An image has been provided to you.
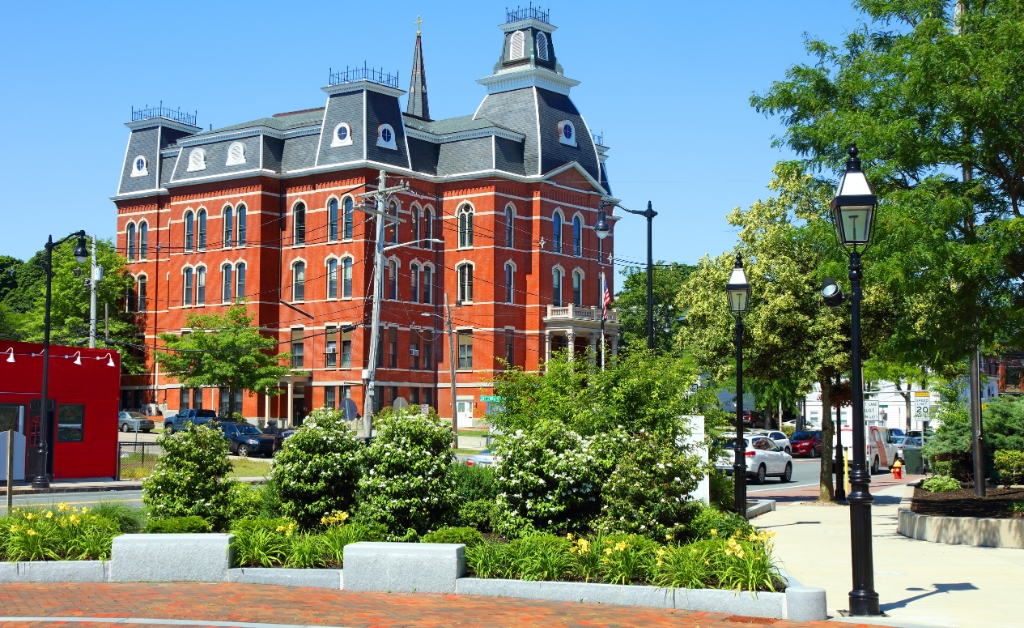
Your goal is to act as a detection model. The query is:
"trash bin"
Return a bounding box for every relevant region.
[904,447,924,475]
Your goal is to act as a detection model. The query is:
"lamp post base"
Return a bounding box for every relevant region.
[846,591,881,617]
[30,475,50,489]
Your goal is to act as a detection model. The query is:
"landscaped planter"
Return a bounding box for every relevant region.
[228,567,343,589]
[897,486,1024,549]
[0,561,107,582]
[110,533,235,582]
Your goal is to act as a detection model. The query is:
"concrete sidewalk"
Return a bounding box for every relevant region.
[757,485,1024,627]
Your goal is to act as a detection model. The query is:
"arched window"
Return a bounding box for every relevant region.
[184,212,195,251]
[126,223,136,261]
[573,215,582,257]
[137,275,148,311]
[196,267,206,305]
[458,205,474,248]
[387,200,399,244]
[573,269,583,307]
[223,206,234,248]
[411,205,420,244]
[342,258,353,298]
[235,262,246,300]
[222,264,233,303]
[237,204,247,246]
[343,197,354,240]
[423,208,434,249]
[139,222,148,260]
[422,265,432,304]
[552,267,563,307]
[458,263,474,304]
[293,203,306,245]
[183,268,194,306]
[327,259,338,299]
[505,262,514,304]
[197,209,208,250]
[505,206,515,248]
[292,262,305,302]
[387,259,398,300]
[536,32,549,61]
[410,263,420,303]
[552,212,563,253]
[510,31,525,60]
[328,199,339,242]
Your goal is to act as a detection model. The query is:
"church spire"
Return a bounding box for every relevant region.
[406,16,430,121]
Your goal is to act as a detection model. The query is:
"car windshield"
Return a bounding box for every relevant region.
[193,410,217,418]
[718,438,748,450]
[791,431,815,440]
[236,424,263,436]
[128,412,147,419]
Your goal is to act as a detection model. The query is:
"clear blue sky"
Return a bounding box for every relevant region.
[0,0,865,267]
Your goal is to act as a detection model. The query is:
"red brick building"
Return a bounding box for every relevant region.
[113,9,620,427]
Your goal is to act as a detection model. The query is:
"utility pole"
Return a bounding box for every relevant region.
[88,236,101,349]
[445,293,457,448]
[356,170,408,439]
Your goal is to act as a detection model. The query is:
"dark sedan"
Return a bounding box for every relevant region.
[218,422,276,457]
[789,430,823,457]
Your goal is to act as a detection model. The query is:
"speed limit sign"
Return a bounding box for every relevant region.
[913,392,930,422]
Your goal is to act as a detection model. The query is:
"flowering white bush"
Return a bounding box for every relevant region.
[269,407,363,529]
[356,409,457,540]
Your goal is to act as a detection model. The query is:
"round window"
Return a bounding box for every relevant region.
[562,123,573,140]
[381,127,392,143]
[337,125,348,141]
[135,157,145,171]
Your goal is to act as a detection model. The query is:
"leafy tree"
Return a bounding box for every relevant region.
[615,262,695,354]
[156,304,290,418]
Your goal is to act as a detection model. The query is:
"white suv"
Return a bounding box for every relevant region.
[716,433,794,484]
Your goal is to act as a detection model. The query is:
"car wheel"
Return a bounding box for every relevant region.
[785,446,792,454]
[754,464,766,485]
[120,423,129,433]
[237,444,249,458]
[871,456,880,475]
[781,463,792,483]
[165,424,174,434]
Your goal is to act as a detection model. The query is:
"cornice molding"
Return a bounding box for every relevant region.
[477,67,579,96]
[125,117,201,134]
[322,79,406,98]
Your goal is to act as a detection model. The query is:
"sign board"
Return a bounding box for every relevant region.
[420,404,430,415]
[913,391,931,425]
[863,399,880,424]
[480,395,503,403]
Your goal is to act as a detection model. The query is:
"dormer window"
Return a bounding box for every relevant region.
[131,155,148,177]
[226,142,246,166]
[557,120,577,147]
[536,32,549,61]
[510,31,525,60]
[377,124,397,150]
[187,148,207,172]
[332,122,353,147]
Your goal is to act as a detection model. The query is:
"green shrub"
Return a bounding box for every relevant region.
[994,450,1024,487]
[227,482,282,522]
[781,425,796,438]
[652,532,780,592]
[232,525,289,567]
[452,462,497,501]
[145,516,213,533]
[321,522,380,566]
[287,533,327,568]
[922,475,962,493]
[270,408,363,530]
[684,504,754,542]
[93,502,146,533]
[509,533,574,581]
[356,410,458,540]
[459,499,497,532]
[595,534,659,584]
[708,470,735,511]
[2,505,120,561]
[421,526,484,547]
[142,423,236,527]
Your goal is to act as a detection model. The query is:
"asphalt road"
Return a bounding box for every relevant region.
[0,489,143,515]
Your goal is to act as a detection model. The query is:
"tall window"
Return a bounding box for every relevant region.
[387,260,398,300]
[292,262,306,302]
[411,206,420,243]
[536,32,550,61]
[573,269,583,307]
[235,262,246,300]
[422,266,432,304]
[505,262,514,304]
[325,326,337,368]
[343,197,353,239]
[137,276,147,311]
[423,330,433,368]
[458,331,473,369]
[222,264,233,303]
[505,206,514,248]
[237,204,247,246]
[423,208,434,249]
[196,267,206,305]
[197,210,207,250]
[458,205,474,248]
[325,386,336,409]
[139,222,148,260]
[410,329,421,369]
[185,212,194,251]
[342,258,353,298]
[387,200,399,244]
[458,263,473,304]
[552,267,563,307]
[510,30,525,60]
[224,206,234,248]
[388,327,398,368]
[552,212,563,253]
[126,223,136,261]
[328,199,339,242]
[183,268,194,306]
[505,328,515,367]
[573,216,582,257]
[293,203,306,245]
[327,259,338,299]
[291,329,304,368]
[341,328,352,366]
[410,263,420,303]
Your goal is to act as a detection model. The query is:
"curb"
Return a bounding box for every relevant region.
[747,499,776,519]
[897,485,1024,549]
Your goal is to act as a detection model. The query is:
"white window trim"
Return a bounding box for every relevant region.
[226,142,246,166]
[130,155,149,177]
[536,32,549,61]
[557,120,577,147]
[377,124,397,150]
[187,148,207,172]
[510,30,525,60]
[332,122,354,147]
[457,204,475,250]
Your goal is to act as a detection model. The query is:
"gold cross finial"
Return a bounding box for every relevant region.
[415,15,423,35]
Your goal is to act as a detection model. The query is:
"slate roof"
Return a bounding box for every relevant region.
[402,114,518,137]
[198,109,325,136]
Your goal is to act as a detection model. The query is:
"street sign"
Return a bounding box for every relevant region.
[913,391,930,425]
[864,399,879,424]
[480,395,503,402]
[420,404,430,415]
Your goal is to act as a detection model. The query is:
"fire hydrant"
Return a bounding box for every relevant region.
[893,459,903,480]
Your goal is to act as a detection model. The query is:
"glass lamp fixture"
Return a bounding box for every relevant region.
[726,254,751,315]
[831,144,877,247]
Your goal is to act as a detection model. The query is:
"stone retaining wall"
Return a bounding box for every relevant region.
[897,486,1024,549]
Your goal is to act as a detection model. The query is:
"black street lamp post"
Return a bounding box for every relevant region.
[32,231,89,489]
[827,144,880,616]
[726,254,751,517]
[598,201,658,350]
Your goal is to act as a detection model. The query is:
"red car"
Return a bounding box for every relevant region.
[789,430,823,457]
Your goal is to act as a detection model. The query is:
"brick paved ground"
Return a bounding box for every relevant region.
[0,583,888,628]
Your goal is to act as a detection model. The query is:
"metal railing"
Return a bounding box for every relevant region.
[116,442,163,480]
[506,4,550,24]
[328,63,400,89]
[131,102,197,127]
[546,304,619,323]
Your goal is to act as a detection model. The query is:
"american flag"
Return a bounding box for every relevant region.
[601,272,612,320]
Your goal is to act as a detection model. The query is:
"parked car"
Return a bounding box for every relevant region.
[789,430,823,457]
[218,421,276,457]
[466,449,494,467]
[836,424,899,474]
[118,411,154,433]
[889,428,906,438]
[892,435,923,462]
[906,430,934,439]
[715,433,793,484]
[164,409,218,434]
[761,430,791,453]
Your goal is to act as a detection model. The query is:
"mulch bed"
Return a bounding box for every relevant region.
[911,486,1024,518]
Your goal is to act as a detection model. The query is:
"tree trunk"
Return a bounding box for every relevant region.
[819,376,835,501]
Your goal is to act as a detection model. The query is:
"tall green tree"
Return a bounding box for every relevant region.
[615,262,694,354]
[157,304,291,418]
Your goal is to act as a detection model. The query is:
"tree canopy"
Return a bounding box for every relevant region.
[615,262,694,354]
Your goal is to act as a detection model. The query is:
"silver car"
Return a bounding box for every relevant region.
[118,411,155,433]
[716,434,793,484]
[466,449,494,467]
